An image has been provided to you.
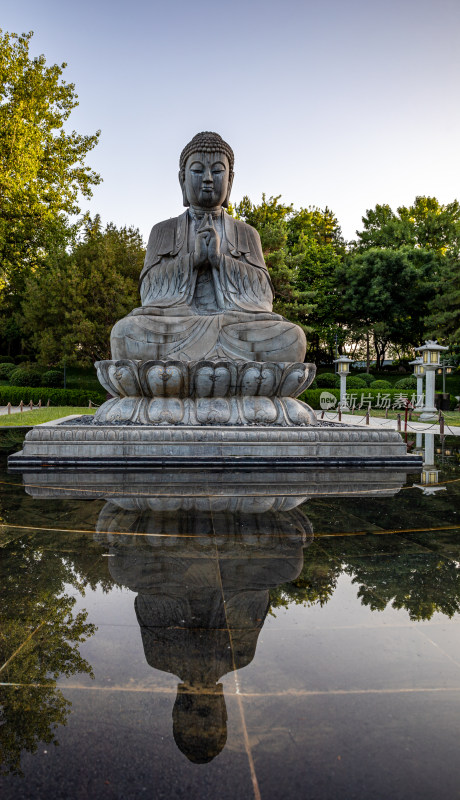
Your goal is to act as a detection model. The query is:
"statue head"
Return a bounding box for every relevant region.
[172,682,228,763]
[179,132,234,209]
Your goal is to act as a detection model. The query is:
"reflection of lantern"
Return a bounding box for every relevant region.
[421,469,439,485]
[413,433,447,495]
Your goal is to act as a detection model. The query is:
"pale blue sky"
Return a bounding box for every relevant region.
[3,0,460,241]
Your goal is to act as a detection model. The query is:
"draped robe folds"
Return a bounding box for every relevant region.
[111,209,306,362]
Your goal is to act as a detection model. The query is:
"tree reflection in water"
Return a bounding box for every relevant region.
[0,531,102,776]
[2,450,460,769]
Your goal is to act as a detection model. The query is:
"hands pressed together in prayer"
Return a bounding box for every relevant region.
[194,214,221,269]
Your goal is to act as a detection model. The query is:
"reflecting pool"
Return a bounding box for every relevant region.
[1,430,460,799]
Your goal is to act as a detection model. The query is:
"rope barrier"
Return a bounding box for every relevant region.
[1,520,459,540]
[0,473,460,501]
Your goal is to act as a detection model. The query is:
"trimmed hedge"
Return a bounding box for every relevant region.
[354,372,375,386]
[0,356,14,364]
[346,376,367,389]
[369,379,392,389]
[394,376,418,390]
[10,367,43,387]
[0,385,106,406]
[316,372,339,388]
[41,370,64,387]
[300,386,425,410]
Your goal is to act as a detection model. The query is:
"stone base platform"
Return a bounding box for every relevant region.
[8,422,423,470]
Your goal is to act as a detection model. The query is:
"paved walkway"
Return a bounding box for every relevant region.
[323,411,460,436]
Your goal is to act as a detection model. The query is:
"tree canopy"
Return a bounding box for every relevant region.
[0,29,101,354]
[231,194,345,360]
[21,217,145,366]
[335,246,437,368]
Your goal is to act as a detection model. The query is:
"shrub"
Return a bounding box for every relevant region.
[10,367,43,387]
[0,363,17,379]
[15,355,33,364]
[0,385,106,407]
[0,356,14,364]
[345,376,367,389]
[316,372,339,388]
[354,372,375,386]
[299,386,421,410]
[41,370,64,388]
[394,376,417,390]
[299,388,340,408]
[369,379,392,390]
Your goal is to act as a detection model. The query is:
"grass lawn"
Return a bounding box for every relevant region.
[345,407,460,427]
[0,407,96,426]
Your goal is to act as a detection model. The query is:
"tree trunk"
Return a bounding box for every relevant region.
[366,331,370,373]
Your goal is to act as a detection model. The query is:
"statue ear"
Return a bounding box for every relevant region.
[223,171,234,209]
[179,170,189,207]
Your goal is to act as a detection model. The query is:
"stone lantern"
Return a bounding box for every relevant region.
[333,356,353,412]
[436,361,454,394]
[414,340,448,420]
[409,357,425,409]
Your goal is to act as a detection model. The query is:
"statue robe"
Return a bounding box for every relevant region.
[111,209,306,362]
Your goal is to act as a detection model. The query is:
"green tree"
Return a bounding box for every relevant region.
[335,247,437,368]
[21,217,145,366]
[349,196,460,357]
[0,30,101,355]
[287,207,345,362]
[232,194,315,331]
[425,251,460,345]
[355,196,460,253]
[232,196,345,358]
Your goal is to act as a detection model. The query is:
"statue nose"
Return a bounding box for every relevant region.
[203,167,213,182]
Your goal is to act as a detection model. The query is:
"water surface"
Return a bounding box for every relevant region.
[1,431,460,799]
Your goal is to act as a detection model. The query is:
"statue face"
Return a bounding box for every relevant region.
[182,151,232,208]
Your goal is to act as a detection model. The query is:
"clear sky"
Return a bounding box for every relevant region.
[3,0,460,242]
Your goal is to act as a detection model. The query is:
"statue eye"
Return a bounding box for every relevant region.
[190,162,204,173]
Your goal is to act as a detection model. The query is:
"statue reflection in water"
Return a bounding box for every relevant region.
[95,494,313,763]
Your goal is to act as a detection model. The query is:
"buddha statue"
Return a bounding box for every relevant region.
[110,131,306,363]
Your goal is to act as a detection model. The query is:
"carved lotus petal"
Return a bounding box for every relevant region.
[239,363,281,396]
[95,361,119,396]
[95,396,141,423]
[196,398,231,424]
[192,362,234,398]
[282,397,317,425]
[146,397,184,424]
[140,361,187,397]
[279,363,315,398]
[107,361,142,397]
[242,396,278,424]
